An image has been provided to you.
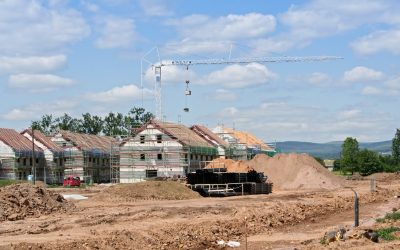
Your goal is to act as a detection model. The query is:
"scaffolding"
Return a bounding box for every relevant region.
[116,122,220,183]
[0,149,45,181]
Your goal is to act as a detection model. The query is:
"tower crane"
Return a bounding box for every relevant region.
[146,55,343,119]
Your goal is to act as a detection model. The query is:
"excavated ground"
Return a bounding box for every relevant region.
[0,176,400,250]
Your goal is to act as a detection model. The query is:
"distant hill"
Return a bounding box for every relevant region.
[275,140,392,159]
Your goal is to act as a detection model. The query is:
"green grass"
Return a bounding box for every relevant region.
[0,179,25,187]
[376,227,400,241]
[376,212,400,223]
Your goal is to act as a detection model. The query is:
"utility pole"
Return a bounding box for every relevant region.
[32,129,36,185]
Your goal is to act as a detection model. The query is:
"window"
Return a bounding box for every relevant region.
[29,158,32,166]
[140,154,145,160]
[89,157,92,163]
[156,135,162,143]
[145,169,158,178]
[23,159,26,166]
[36,158,39,164]
[190,154,193,160]
[62,142,67,147]
[157,154,162,160]
[140,135,145,144]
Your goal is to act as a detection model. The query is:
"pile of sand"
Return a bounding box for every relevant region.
[0,183,73,221]
[207,153,343,190]
[94,181,201,202]
[206,158,252,173]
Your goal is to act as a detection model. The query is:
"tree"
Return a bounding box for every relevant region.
[393,128,400,164]
[31,114,55,135]
[357,149,383,176]
[54,113,81,132]
[124,107,154,135]
[341,137,359,174]
[80,113,103,135]
[103,112,125,136]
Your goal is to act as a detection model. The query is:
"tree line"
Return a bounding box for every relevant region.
[31,107,154,136]
[334,129,400,176]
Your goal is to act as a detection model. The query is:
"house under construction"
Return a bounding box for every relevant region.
[117,120,218,183]
[213,125,277,159]
[0,128,44,181]
[51,130,116,183]
[21,129,65,184]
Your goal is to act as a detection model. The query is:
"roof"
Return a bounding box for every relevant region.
[21,129,63,152]
[0,128,43,153]
[216,126,274,151]
[57,130,116,153]
[134,120,215,148]
[190,125,229,148]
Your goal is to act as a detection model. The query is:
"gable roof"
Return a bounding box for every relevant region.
[0,128,43,153]
[134,120,215,148]
[190,125,229,148]
[21,129,63,152]
[215,126,274,151]
[57,130,116,153]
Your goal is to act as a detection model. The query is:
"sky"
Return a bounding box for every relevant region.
[0,0,399,143]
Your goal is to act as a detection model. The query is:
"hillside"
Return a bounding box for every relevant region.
[276,140,392,159]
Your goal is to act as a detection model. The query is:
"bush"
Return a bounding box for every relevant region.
[357,149,383,176]
[376,227,400,241]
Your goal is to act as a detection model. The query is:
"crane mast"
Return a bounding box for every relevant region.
[150,55,343,119]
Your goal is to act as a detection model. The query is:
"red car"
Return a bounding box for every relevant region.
[63,176,81,187]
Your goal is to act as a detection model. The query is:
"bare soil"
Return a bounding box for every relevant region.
[0,183,73,222]
[0,176,399,249]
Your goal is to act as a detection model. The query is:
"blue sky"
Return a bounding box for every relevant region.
[1,0,399,142]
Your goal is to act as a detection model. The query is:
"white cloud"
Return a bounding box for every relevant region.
[139,0,173,16]
[144,63,276,89]
[95,16,137,49]
[1,100,77,121]
[362,86,384,96]
[8,74,75,92]
[87,84,153,103]
[338,109,361,119]
[0,55,66,74]
[212,89,237,101]
[0,0,90,55]
[208,101,395,142]
[343,66,384,83]
[167,13,276,41]
[200,63,277,88]
[81,1,99,12]
[308,72,331,85]
[351,29,400,55]
[163,13,276,55]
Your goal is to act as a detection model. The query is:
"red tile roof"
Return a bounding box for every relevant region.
[21,129,63,152]
[58,130,116,153]
[0,128,43,152]
[190,125,229,148]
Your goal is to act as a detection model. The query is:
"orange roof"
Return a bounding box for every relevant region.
[221,127,273,151]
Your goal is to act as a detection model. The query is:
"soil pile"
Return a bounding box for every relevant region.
[0,183,73,221]
[207,153,343,190]
[94,181,201,202]
[206,158,252,172]
[252,153,344,190]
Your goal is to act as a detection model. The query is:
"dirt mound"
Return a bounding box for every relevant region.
[367,172,400,182]
[0,183,73,221]
[207,154,343,190]
[94,181,201,202]
[206,157,252,172]
[252,153,344,190]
